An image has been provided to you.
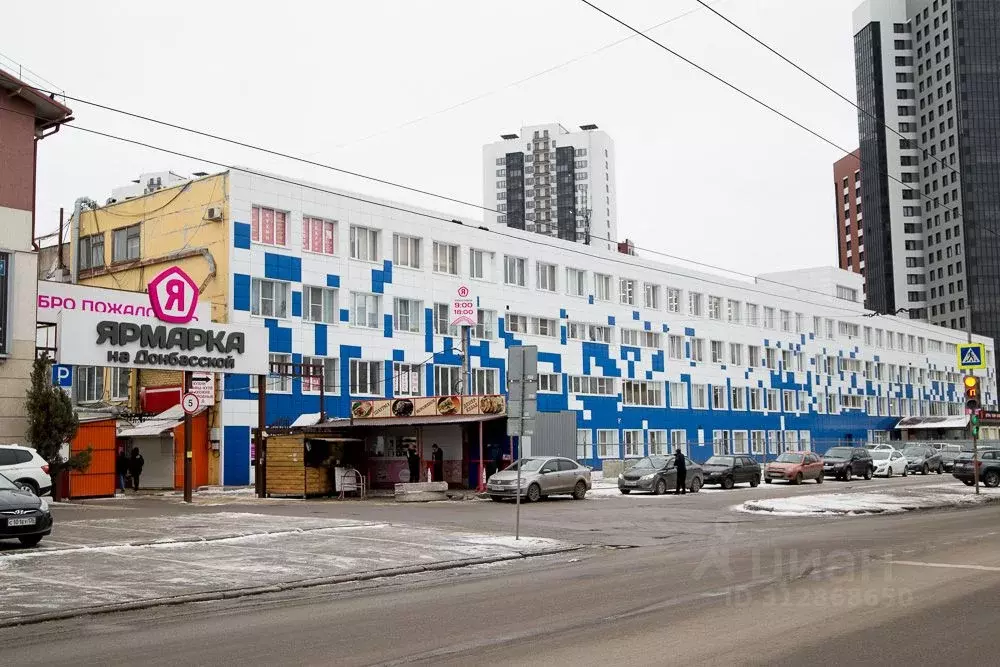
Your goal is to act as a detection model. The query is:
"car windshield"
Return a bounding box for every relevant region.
[871,451,892,460]
[630,456,668,470]
[775,453,803,463]
[824,447,852,459]
[902,447,926,456]
[506,459,545,472]
[0,473,17,491]
[705,456,735,466]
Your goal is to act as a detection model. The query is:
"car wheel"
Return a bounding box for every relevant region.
[922,464,929,475]
[14,479,38,495]
[984,471,1000,488]
[844,467,852,482]
[18,535,42,548]
[793,473,803,485]
[572,480,587,500]
[653,478,667,496]
[690,477,701,493]
[526,483,541,503]
[902,466,908,477]
[936,464,943,475]
[490,495,505,502]
[764,478,772,484]
[722,476,735,490]
[750,476,759,488]
[864,466,873,480]
[619,489,631,495]
[816,473,823,484]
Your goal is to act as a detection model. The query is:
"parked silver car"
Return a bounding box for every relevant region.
[487,456,592,502]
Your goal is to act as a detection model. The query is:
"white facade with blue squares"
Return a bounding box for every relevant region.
[216,168,996,485]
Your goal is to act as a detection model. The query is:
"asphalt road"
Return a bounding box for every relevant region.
[4,475,1000,666]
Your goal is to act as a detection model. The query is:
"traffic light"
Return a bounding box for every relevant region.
[972,412,980,439]
[965,375,981,411]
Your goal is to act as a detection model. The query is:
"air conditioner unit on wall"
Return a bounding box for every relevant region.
[205,206,223,221]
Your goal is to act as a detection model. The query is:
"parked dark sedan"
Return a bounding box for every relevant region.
[822,447,874,480]
[701,455,761,489]
[938,447,963,473]
[0,473,53,547]
[618,455,703,494]
[901,444,943,475]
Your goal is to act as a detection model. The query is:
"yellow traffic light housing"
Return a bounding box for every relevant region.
[965,375,981,412]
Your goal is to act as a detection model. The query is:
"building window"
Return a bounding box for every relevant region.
[688,292,704,317]
[624,380,663,407]
[350,359,383,395]
[566,268,586,297]
[537,262,557,291]
[780,309,791,332]
[649,430,668,456]
[78,233,104,270]
[708,296,722,320]
[506,314,528,334]
[594,273,612,301]
[763,307,776,329]
[303,286,338,324]
[433,303,457,337]
[690,338,704,362]
[393,298,422,333]
[111,224,141,263]
[469,249,492,280]
[619,278,636,305]
[530,317,558,338]
[391,362,421,397]
[644,283,660,309]
[597,430,618,459]
[432,242,459,275]
[712,385,728,410]
[666,287,681,313]
[729,343,743,366]
[472,367,498,394]
[435,365,461,394]
[251,278,290,318]
[731,387,746,410]
[351,293,381,328]
[836,284,859,302]
[711,340,725,364]
[691,383,707,409]
[670,430,687,455]
[267,353,292,392]
[303,217,336,255]
[251,205,288,247]
[538,373,560,393]
[577,429,593,460]
[569,375,616,395]
[668,382,687,409]
[727,300,742,324]
[302,357,338,393]
[746,303,759,326]
[668,335,684,360]
[111,367,130,401]
[504,256,526,286]
[623,430,643,458]
[350,225,379,262]
[474,309,496,340]
[393,234,421,269]
[733,431,748,455]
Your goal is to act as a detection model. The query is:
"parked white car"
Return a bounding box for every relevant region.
[0,445,51,495]
[871,449,908,477]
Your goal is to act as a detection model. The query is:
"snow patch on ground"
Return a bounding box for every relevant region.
[737,485,1000,516]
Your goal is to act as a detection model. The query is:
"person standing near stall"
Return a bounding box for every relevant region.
[129,447,145,492]
[431,444,444,483]
[406,444,421,483]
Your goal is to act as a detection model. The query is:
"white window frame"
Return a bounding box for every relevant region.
[469,248,492,280]
[349,359,383,396]
[267,353,292,393]
[473,309,496,340]
[624,380,664,407]
[350,225,380,262]
[392,362,422,397]
[112,223,141,263]
[302,356,338,393]
[110,367,130,401]
[471,367,498,395]
[504,255,526,287]
[577,429,593,459]
[669,430,688,455]
[691,383,707,409]
[619,278,636,305]
[594,273,612,301]
[432,241,459,275]
[538,373,560,393]
[433,303,457,337]
[597,429,618,459]
[751,430,765,455]
[623,430,643,458]
[351,292,382,329]
[649,430,668,456]
[303,217,336,256]
[251,278,290,319]
[393,297,422,333]
[733,431,748,455]
[669,381,687,409]
[731,386,746,410]
[303,285,338,324]
[569,375,616,395]
[729,343,743,366]
[435,365,461,395]
[643,283,660,309]
[393,234,421,269]
[566,268,586,297]
[251,205,289,248]
[712,385,728,410]
[666,287,681,313]
[537,262,557,292]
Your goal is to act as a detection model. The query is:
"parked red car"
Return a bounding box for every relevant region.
[764,451,824,484]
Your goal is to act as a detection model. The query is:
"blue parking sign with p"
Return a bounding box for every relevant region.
[52,364,73,388]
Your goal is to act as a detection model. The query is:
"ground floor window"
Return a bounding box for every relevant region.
[733,430,748,454]
[649,430,668,455]
[623,429,643,458]
[799,431,812,452]
[751,430,765,455]
[783,431,799,452]
[712,430,731,455]
[577,429,592,459]
[767,430,780,455]
[669,430,687,455]
[75,366,104,403]
[597,429,618,458]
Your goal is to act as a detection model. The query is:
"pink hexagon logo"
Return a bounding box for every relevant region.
[148,267,199,324]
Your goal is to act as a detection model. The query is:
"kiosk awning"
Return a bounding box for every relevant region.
[320,414,505,429]
[117,404,206,437]
[895,415,969,430]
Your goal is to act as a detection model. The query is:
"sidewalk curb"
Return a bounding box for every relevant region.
[0,545,581,629]
[741,492,1000,515]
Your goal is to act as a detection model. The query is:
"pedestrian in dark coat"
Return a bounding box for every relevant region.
[129,447,145,492]
[674,448,687,495]
[116,450,129,491]
[406,445,421,483]
[431,444,444,483]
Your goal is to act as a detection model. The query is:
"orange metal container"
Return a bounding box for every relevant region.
[67,418,118,499]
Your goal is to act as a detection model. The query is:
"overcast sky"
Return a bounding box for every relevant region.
[6,0,863,277]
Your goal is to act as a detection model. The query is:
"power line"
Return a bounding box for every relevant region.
[692,0,964,181]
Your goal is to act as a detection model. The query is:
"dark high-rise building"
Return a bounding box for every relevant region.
[833,151,865,278]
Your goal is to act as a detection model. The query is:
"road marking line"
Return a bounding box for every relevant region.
[891,560,1000,572]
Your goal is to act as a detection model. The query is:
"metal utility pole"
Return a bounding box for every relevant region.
[255,374,267,498]
[967,317,981,495]
[183,371,193,503]
[507,345,538,540]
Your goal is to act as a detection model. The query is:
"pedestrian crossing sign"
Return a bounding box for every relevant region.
[957,343,987,370]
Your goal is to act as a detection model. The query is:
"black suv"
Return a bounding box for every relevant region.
[701,455,761,489]
[822,446,874,481]
[953,449,1000,487]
